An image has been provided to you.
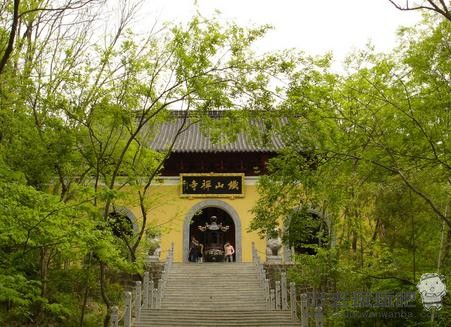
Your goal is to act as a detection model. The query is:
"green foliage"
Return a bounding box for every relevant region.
[289,247,341,289]
[0,179,130,324]
[250,16,450,326]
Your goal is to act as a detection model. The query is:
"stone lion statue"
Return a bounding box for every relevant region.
[266,230,282,256]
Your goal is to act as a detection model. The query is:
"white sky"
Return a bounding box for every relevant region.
[137,0,422,69]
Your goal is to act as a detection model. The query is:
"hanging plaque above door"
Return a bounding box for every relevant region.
[180,173,244,198]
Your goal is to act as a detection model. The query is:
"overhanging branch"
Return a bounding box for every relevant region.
[388,0,451,21]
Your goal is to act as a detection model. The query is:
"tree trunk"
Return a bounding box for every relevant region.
[79,252,93,327]
[0,0,20,74]
[99,262,111,327]
[437,221,450,273]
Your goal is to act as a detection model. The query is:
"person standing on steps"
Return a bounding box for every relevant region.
[189,236,202,262]
[224,242,235,262]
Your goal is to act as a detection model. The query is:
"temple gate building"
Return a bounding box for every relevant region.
[126,111,291,263]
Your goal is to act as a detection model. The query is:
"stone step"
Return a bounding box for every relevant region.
[168,277,257,280]
[167,277,259,280]
[164,288,260,292]
[171,264,255,266]
[160,305,268,311]
[161,303,267,308]
[168,270,258,273]
[165,283,261,288]
[163,294,266,300]
[160,302,267,306]
[167,275,259,280]
[168,272,258,276]
[164,291,265,295]
[168,273,258,276]
[135,323,298,326]
[166,279,260,290]
[164,286,263,290]
[163,291,264,296]
[162,302,267,307]
[164,289,262,294]
[134,309,297,326]
[169,267,256,270]
[136,319,297,325]
[169,266,256,272]
[162,297,265,302]
[170,266,255,270]
[162,292,266,298]
[139,315,294,321]
[139,309,292,317]
[136,324,298,326]
[167,276,259,280]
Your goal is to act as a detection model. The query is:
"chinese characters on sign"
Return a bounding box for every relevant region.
[180,174,244,197]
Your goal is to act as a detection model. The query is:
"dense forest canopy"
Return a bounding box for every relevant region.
[0,0,449,326]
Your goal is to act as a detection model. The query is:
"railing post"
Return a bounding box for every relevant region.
[275,281,281,310]
[157,278,163,309]
[153,288,158,309]
[164,265,169,288]
[258,265,261,287]
[124,291,132,327]
[265,279,271,309]
[110,306,119,327]
[300,293,308,327]
[290,282,296,320]
[270,289,276,310]
[281,272,288,310]
[149,280,155,309]
[135,281,142,322]
[260,266,266,288]
[315,307,324,327]
[143,272,149,309]
[252,241,255,263]
[161,269,167,291]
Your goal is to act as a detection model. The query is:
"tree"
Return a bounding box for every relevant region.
[0,159,130,325]
[0,0,103,75]
[389,0,451,21]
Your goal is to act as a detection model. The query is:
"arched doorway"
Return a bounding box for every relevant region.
[107,206,138,236]
[106,206,139,260]
[190,208,235,262]
[183,200,242,263]
[283,206,330,256]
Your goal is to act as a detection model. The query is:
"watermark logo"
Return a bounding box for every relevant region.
[417,273,447,311]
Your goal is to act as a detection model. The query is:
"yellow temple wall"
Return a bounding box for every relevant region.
[134,177,266,263]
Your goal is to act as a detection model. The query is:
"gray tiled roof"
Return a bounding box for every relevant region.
[149,116,284,153]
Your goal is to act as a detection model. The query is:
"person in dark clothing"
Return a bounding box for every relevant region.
[189,236,202,262]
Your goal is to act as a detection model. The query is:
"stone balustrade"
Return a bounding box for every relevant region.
[251,241,324,326]
[110,243,174,327]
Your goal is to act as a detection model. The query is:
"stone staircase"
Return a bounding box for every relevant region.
[134,262,299,326]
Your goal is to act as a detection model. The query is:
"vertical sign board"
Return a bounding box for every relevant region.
[180,173,244,197]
